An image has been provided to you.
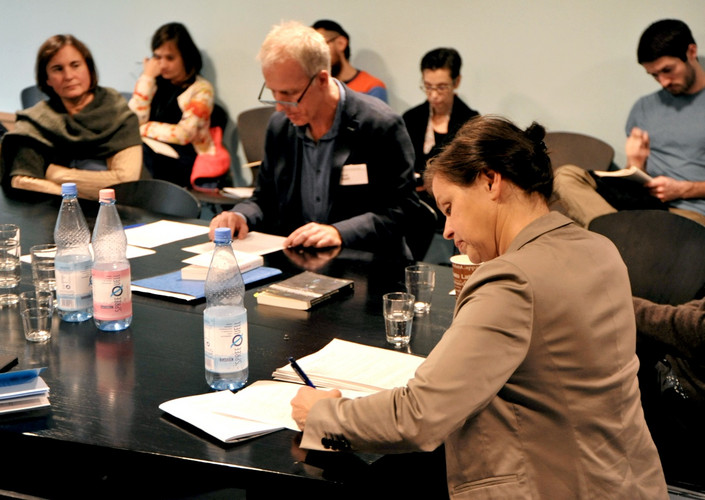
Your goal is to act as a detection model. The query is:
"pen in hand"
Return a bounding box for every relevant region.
[288,357,316,388]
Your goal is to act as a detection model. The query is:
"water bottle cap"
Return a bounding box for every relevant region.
[99,189,116,203]
[214,227,232,244]
[61,183,77,195]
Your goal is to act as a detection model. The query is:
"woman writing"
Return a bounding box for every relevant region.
[291,116,668,498]
[0,35,142,199]
[129,22,223,188]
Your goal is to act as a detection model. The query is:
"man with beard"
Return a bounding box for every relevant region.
[553,19,705,227]
[312,20,388,103]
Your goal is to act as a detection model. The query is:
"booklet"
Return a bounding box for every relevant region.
[255,272,354,311]
[592,166,653,184]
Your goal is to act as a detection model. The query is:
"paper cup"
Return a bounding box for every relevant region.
[450,255,481,297]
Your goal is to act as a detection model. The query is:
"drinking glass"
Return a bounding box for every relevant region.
[405,265,435,315]
[383,292,415,347]
[31,244,57,305]
[0,224,21,307]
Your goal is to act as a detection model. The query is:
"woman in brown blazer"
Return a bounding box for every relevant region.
[292,116,667,499]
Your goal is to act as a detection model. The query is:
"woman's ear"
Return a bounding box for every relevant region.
[482,170,502,199]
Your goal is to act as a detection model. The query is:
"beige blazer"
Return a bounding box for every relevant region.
[302,212,667,499]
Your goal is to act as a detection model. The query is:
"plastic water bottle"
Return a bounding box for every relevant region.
[204,227,248,390]
[91,189,132,331]
[54,182,93,322]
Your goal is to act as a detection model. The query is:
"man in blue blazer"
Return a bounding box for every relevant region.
[209,21,418,256]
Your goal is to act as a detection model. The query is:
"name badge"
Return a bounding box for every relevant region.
[340,164,369,186]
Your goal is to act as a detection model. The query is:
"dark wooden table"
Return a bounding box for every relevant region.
[0,190,456,499]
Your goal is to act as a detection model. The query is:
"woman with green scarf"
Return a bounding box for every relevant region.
[0,34,142,200]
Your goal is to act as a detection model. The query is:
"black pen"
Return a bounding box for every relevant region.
[288,357,316,388]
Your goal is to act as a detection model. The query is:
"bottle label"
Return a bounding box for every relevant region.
[55,264,92,311]
[92,268,132,320]
[204,308,248,374]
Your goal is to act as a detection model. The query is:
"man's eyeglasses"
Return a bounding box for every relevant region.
[420,82,454,94]
[258,74,317,108]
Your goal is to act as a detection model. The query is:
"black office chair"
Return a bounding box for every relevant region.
[588,210,705,305]
[405,199,438,262]
[236,106,275,185]
[108,179,201,219]
[590,210,705,492]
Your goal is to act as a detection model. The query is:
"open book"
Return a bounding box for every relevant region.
[592,166,653,184]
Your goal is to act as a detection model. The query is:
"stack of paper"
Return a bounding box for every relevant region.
[160,339,424,443]
[160,380,370,443]
[180,250,264,279]
[272,339,425,392]
[0,368,50,415]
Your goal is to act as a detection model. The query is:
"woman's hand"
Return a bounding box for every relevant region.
[142,56,161,79]
[291,387,342,431]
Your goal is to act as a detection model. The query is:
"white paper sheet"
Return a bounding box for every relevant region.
[182,231,285,256]
[125,220,209,249]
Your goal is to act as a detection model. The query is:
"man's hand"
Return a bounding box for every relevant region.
[291,386,342,431]
[646,176,690,202]
[284,222,342,249]
[626,127,650,170]
[208,212,249,240]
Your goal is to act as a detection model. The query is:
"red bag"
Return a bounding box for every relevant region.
[190,126,231,192]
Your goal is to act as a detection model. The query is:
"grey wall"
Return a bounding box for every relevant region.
[0,0,702,182]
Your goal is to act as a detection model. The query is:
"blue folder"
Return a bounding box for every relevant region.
[132,267,282,301]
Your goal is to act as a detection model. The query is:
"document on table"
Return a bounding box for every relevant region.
[272,339,425,393]
[125,220,210,248]
[160,380,369,443]
[182,231,286,256]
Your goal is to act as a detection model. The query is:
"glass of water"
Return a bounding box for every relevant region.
[383,292,415,347]
[0,224,21,307]
[31,244,57,306]
[405,265,435,315]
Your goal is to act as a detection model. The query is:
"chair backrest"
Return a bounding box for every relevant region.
[405,199,438,262]
[237,106,275,165]
[108,179,201,219]
[21,85,47,109]
[545,131,615,171]
[588,210,705,305]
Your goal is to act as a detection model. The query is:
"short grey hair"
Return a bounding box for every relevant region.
[257,21,331,77]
